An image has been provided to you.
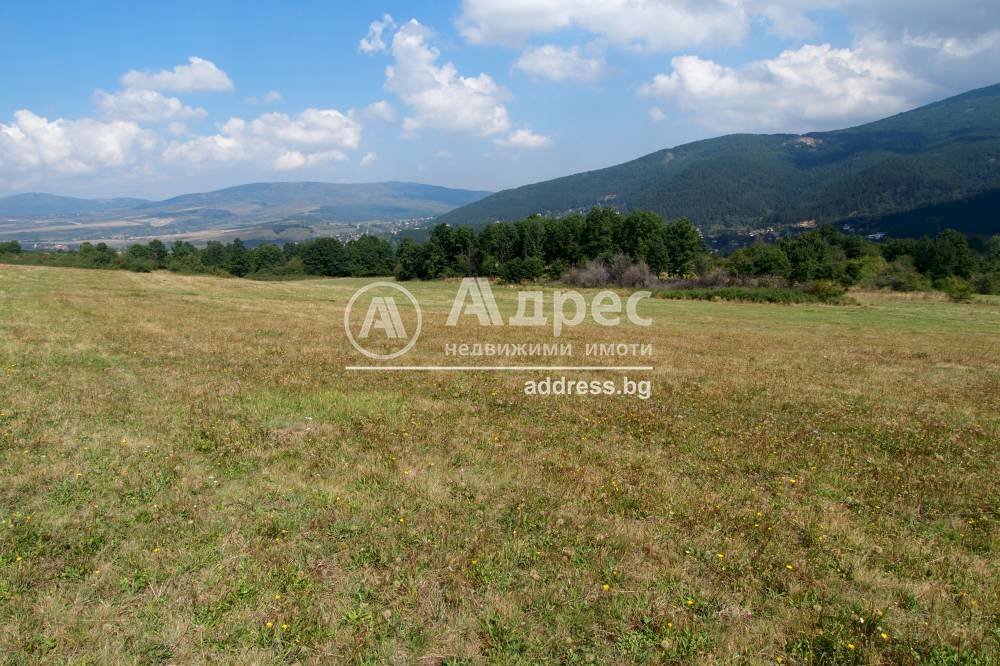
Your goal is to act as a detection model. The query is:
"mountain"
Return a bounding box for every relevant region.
[144,181,490,220]
[0,193,149,217]
[0,181,490,247]
[437,83,1000,237]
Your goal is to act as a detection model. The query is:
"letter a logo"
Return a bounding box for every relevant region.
[345,282,423,361]
[359,297,407,339]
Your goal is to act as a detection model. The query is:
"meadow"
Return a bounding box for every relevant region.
[0,265,997,664]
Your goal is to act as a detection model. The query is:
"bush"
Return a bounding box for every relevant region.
[604,253,636,285]
[620,261,657,288]
[971,271,1000,295]
[120,256,153,273]
[652,286,846,304]
[803,280,846,301]
[938,276,974,302]
[563,260,611,288]
[874,257,925,292]
[728,244,790,279]
[502,256,545,283]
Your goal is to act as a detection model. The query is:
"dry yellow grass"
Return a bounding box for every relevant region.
[0,265,998,664]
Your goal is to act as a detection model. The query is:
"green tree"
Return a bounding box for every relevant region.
[345,235,394,276]
[581,208,617,258]
[729,244,790,278]
[249,244,285,274]
[662,218,704,276]
[301,237,346,276]
[225,239,251,277]
[916,229,977,280]
[147,239,168,267]
[201,241,227,268]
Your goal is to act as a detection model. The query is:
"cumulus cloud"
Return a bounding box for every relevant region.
[458,0,748,51]
[385,20,512,137]
[0,110,158,175]
[93,88,206,123]
[0,55,376,190]
[360,151,377,166]
[163,108,361,170]
[358,100,398,123]
[639,43,923,132]
[273,149,348,171]
[514,44,606,82]
[494,128,552,148]
[120,56,234,93]
[648,106,666,122]
[360,14,396,54]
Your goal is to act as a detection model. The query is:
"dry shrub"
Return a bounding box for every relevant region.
[563,259,611,287]
[620,262,657,288]
[563,256,659,288]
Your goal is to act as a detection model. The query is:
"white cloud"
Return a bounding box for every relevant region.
[273,149,348,171]
[639,43,921,132]
[902,29,1000,58]
[93,88,206,123]
[648,106,666,122]
[360,151,377,166]
[246,91,282,105]
[385,20,511,137]
[360,14,396,54]
[746,0,837,39]
[164,108,361,170]
[120,56,234,93]
[435,150,453,158]
[494,128,552,148]
[247,109,361,148]
[358,100,398,123]
[458,0,748,51]
[0,110,158,175]
[514,44,606,82]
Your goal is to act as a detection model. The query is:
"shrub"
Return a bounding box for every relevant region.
[502,256,545,283]
[971,271,1000,295]
[652,287,846,304]
[604,253,636,285]
[803,280,846,301]
[620,261,657,288]
[874,257,925,292]
[563,260,611,288]
[728,244,790,279]
[120,256,153,273]
[938,276,974,302]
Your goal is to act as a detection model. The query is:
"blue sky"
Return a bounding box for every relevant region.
[1,1,998,199]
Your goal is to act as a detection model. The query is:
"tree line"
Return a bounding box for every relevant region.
[1,208,998,295]
[727,226,1000,296]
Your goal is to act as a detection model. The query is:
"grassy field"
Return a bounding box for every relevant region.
[1,265,998,664]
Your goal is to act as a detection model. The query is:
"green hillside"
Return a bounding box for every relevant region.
[437,83,1000,235]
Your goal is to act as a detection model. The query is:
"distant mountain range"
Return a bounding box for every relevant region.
[0,182,491,247]
[4,83,1000,248]
[0,194,151,217]
[438,83,1000,238]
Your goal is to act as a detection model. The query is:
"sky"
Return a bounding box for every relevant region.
[1,0,999,200]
